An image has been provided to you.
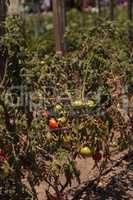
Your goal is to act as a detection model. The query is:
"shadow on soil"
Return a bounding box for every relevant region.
[72,151,133,200]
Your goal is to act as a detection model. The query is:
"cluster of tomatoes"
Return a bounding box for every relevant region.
[42,104,66,129]
[41,100,103,164]
[40,100,104,200]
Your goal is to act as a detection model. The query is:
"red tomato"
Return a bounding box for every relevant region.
[0,149,5,156]
[0,149,8,161]
[49,196,56,200]
[49,118,58,129]
[49,194,65,200]
[92,152,102,162]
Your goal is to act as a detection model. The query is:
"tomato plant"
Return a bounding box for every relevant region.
[0,10,132,200]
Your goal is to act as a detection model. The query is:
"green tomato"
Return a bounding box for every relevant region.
[87,100,95,107]
[46,132,53,141]
[1,161,10,177]
[72,100,84,107]
[40,60,45,64]
[112,141,118,147]
[49,142,59,152]
[63,135,72,143]
[54,104,62,112]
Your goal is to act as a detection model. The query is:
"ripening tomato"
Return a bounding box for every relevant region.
[58,116,66,125]
[42,111,50,118]
[0,149,8,161]
[79,146,92,156]
[49,118,58,129]
[92,152,102,162]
